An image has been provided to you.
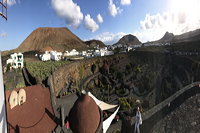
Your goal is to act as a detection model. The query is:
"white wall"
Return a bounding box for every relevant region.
[0,52,8,133]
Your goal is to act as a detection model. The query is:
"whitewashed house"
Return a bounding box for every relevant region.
[6,53,24,69]
[85,51,93,58]
[127,47,132,52]
[65,49,79,56]
[94,49,101,56]
[104,50,114,56]
[40,51,63,61]
[50,51,62,61]
[94,47,114,57]
[40,51,51,61]
[81,51,87,56]
[94,45,100,49]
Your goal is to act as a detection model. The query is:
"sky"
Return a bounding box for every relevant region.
[1,0,200,51]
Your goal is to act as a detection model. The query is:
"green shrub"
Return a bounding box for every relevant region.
[119,98,131,111]
[135,66,142,73]
[112,129,120,133]
[26,61,68,81]
[116,72,123,80]
[79,65,84,79]
[126,64,131,71]
[16,81,25,88]
[6,63,11,72]
[91,64,96,74]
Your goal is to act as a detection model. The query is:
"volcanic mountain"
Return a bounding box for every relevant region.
[85,40,106,48]
[159,32,174,42]
[16,27,87,52]
[113,34,141,46]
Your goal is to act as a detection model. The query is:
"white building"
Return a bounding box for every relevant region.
[104,50,114,56]
[50,51,62,61]
[94,47,114,57]
[40,51,63,61]
[127,47,133,52]
[81,51,87,56]
[40,51,51,61]
[94,49,101,56]
[6,53,24,69]
[65,49,79,56]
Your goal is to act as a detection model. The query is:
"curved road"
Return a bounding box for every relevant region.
[131,81,200,124]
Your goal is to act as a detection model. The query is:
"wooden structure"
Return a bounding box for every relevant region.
[9,90,18,109]
[0,0,7,20]
[18,89,26,105]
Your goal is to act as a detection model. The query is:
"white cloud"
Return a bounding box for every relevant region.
[96,14,103,24]
[137,8,200,42]
[108,0,123,17]
[120,0,131,5]
[51,0,83,28]
[3,0,16,6]
[90,32,126,45]
[84,14,99,32]
[0,32,8,37]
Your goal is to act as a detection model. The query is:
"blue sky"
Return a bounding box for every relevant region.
[1,0,200,51]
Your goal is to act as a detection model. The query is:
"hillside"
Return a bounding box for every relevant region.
[173,29,200,43]
[149,29,200,44]
[159,32,174,42]
[16,27,87,52]
[113,34,141,46]
[85,40,106,48]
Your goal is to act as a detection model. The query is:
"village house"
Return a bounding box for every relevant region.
[81,51,87,56]
[6,53,24,69]
[100,47,113,56]
[93,47,114,57]
[50,51,62,61]
[39,51,62,61]
[127,46,133,52]
[65,49,79,56]
[39,51,51,61]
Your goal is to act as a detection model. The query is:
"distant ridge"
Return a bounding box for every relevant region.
[113,34,141,46]
[85,40,106,48]
[150,29,200,44]
[173,29,200,43]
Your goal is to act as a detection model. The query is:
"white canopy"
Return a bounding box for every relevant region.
[88,92,118,110]
[103,106,120,133]
[88,91,120,133]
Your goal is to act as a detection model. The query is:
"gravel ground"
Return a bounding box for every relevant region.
[152,93,200,133]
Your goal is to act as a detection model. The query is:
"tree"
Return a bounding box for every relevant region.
[91,64,96,74]
[6,63,11,72]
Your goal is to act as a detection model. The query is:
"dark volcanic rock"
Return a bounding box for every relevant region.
[113,34,141,46]
[152,94,200,133]
[159,32,174,42]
